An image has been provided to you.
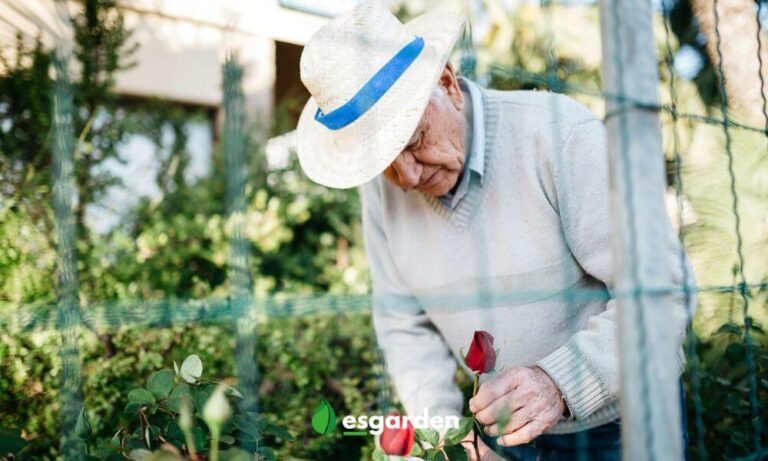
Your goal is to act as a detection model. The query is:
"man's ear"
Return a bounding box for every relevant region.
[437,62,464,111]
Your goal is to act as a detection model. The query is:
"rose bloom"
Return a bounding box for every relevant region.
[379,411,415,456]
[465,330,496,373]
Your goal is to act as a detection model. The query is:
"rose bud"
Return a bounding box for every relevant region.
[464,330,496,373]
[203,383,232,429]
[379,411,415,456]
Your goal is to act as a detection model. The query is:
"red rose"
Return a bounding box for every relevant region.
[465,330,496,373]
[379,411,415,456]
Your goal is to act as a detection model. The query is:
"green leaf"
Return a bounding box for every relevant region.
[0,431,28,454]
[173,361,180,376]
[235,431,258,444]
[193,426,206,451]
[128,388,156,405]
[193,384,214,413]
[0,428,20,437]
[147,369,175,400]
[180,354,203,384]
[372,448,389,461]
[165,421,183,445]
[110,429,122,446]
[263,422,295,441]
[220,434,236,445]
[725,342,746,362]
[415,428,440,447]
[246,411,269,427]
[410,441,425,457]
[492,412,508,436]
[311,398,337,435]
[220,448,253,461]
[443,444,469,461]
[140,453,178,461]
[75,407,92,439]
[424,448,446,461]
[257,446,277,461]
[124,402,143,415]
[715,323,742,336]
[167,383,192,412]
[443,417,472,445]
[126,437,144,450]
[127,449,152,460]
[231,415,261,437]
[225,384,244,399]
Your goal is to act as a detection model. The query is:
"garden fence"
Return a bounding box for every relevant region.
[2,0,767,460]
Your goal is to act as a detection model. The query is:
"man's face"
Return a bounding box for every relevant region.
[383,65,467,197]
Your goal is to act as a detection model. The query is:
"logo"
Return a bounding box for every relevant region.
[311,398,338,435]
[311,399,460,436]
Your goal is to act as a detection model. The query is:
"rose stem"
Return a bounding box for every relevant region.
[472,371,481,461]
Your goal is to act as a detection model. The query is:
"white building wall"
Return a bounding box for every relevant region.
[0,0,333,118]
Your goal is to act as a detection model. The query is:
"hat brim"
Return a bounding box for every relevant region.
[296,10,466,189]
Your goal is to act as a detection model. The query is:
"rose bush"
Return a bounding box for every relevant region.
[2,353,293,461]
[0,313,397,460]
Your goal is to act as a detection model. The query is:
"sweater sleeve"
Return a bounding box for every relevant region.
[359,182,465,434]
[535,118,698,420]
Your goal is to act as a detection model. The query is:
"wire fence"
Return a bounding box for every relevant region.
[1,0,767,460]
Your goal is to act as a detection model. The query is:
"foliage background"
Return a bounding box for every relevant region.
[1,0,767,460]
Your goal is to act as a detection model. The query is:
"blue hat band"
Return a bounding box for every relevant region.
[314,36,425,131]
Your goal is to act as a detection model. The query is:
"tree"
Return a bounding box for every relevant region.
[690,0,768,122]
[0,0,136,305]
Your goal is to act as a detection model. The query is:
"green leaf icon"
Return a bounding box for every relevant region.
[311,399,337,435]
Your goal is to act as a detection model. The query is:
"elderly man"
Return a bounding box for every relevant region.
[296,2,695,460]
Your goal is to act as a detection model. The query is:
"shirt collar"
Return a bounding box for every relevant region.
[439,76,485,209]
[460,76,485,182]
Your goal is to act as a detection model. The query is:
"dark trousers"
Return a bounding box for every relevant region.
[479,381,690,461]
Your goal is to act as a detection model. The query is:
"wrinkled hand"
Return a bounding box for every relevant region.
[469,366,565,447]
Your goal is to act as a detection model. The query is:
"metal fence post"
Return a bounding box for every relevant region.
[599,0,684,459]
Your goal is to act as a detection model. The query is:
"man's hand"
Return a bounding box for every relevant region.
[469,366,564,447]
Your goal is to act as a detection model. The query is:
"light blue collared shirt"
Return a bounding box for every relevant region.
[439,77,486,209]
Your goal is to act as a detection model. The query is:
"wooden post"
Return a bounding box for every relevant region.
[598,0,684,460]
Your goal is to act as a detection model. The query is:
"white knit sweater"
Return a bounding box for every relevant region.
[359,84,697,435]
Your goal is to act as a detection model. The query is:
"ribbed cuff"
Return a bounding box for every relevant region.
[536,344,613,420]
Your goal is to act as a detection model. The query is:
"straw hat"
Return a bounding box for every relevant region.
[296,0,466,189]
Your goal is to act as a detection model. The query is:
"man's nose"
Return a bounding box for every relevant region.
[392,153,422,189]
